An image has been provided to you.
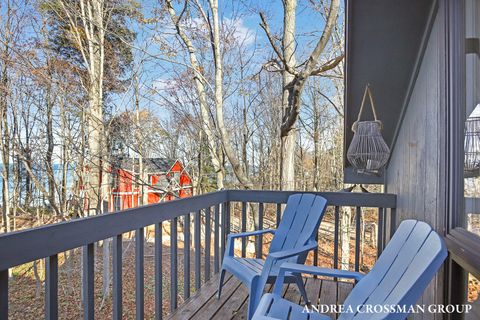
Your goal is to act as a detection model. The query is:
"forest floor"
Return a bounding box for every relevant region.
[10,240,168,319]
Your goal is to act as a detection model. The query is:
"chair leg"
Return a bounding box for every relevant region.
[247,283,262,320]
[247,275,269,320]
[294,274,309,305]
[217,269,226,299]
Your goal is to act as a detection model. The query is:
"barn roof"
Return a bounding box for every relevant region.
[144,158,174,172]
[113,157,181,173]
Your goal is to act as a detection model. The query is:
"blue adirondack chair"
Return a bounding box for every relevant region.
[218,193,328,319]
[252,219,448,320]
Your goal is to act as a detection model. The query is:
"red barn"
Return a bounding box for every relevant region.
[110,158,193,212]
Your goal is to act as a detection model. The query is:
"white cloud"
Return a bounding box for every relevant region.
[152,78,176,92]
[224,18,255,46]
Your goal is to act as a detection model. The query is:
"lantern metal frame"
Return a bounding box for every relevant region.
[347,84,391,175]
[464,116,480,177]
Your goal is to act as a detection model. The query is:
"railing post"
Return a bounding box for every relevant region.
[155,222,163,320]
[333,206,340,269]
[184,214,191,300]
[225,201,231,237]
[214,204,220,273]
[113,234,123,320]
[205,207,211,282]
[135,228,144,320]
[194,211,201,290]
[377,208,384,257]
[256,203,264,259]
[170,218,178,312]
[355,207,361,272]
[241,202,247,258]
[45,254,58,320]
[389,207,397,242]
[0,269,7,320]
[82,243,94,320]
[220,203,226,262]
[276,203,282,228]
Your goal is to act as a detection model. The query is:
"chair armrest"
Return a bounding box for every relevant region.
[268,240,317,260]
[253,316,282,320]
[225,229,276,257]
[227,229,276,240]
[279,262,364,280]
[273,262,364,295]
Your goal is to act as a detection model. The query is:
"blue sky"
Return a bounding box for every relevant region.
[108,0,340,117]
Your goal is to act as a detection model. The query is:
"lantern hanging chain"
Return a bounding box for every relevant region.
[356,83,379,123]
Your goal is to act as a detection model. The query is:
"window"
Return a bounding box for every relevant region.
[464,0,480,238]
[113,195,122,212]
[448,0,480,310]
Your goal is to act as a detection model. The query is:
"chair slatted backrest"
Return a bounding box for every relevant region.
[340,220,447,320]
[269,194,327,261]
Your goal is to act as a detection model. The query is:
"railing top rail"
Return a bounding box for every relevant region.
[0,191,228,271]
[0,189,396,271]
[227,190,397,208]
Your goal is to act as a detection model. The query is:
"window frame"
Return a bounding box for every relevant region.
[445,0,480,311]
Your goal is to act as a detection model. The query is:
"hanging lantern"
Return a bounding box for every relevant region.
[464,116,480,174]
[347,84,390,174]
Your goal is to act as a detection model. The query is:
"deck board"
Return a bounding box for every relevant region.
[318,278,339,319]
[168,272,354,320]
[303,277,322,305]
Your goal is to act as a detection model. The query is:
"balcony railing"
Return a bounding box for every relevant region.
[0,189,396,320]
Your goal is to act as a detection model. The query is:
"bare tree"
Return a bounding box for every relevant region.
[163,0,253,189]
[260,0,342,190]
[165,0,225,190]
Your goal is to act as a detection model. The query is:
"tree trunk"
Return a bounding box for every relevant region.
[280,132,296,190]
[46,89,56,212]
[280,0,297,191]
[195,131,204,195]
[84,0,106,215]
[242,107,249,178]
[86,80,104,214]
[102,238,110,298]
[12,155,19,231]
[341,207,352,270]
[24,146,33,206]
[165,0,225,190]
[209,0,252,189]
[135,78,145,206]
[313,106,320,191]
[261,0,340,191]
[60,97,69,214]
[0,38,10,234]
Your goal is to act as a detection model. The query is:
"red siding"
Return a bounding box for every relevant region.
[110,160,193,211]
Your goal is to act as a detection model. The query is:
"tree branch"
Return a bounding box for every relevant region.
[259,12,297,76]
[316,89,344,117]
[262,59,284,72]
[259,13,283,62]
[301,0,340,75]
[310,54,344,76]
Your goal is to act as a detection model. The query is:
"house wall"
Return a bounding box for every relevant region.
[385,2,447,319]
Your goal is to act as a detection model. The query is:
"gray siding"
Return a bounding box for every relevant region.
[385,4,447,319]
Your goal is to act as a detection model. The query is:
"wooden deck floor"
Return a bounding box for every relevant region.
[168,272,354,320]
